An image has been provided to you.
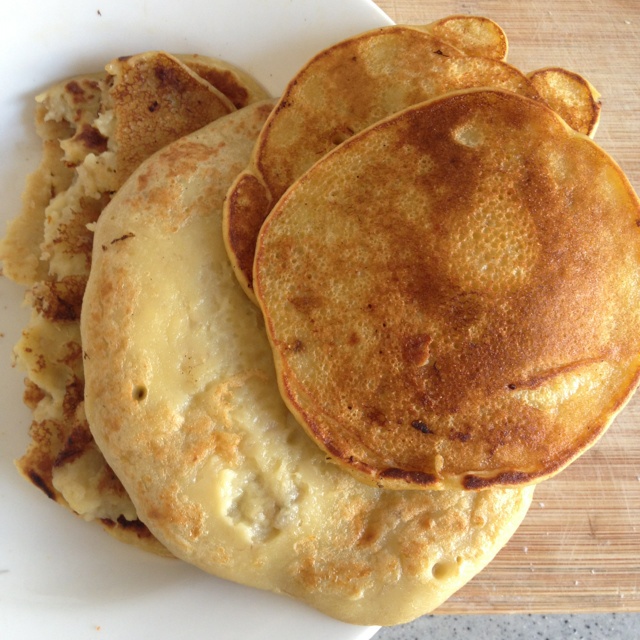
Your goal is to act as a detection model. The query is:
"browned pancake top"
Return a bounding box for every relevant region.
[223,24,542,298]
[254,89,640,490]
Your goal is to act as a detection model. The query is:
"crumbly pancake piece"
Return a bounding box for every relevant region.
[223,23,542,299]
[528,67,601,137]
[0,74,103,284]
[424,15,508,60]
[81,103,533,625]
[2,53,265,552]
[254,89,640,492]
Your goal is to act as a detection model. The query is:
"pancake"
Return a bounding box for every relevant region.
[81,103,533,625]
[0,53,266,552]
[223,23,543,300]
[528,66,601,137]
[425,15,508,60]
[254,89,640,491]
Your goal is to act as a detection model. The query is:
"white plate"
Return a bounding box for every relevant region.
[0,2,391,638]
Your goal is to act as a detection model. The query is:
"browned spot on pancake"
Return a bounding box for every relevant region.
[62,377,84,420]
[58,341,83,368]
[65,79,101,102]
[364,406,387,426]
[53,423,93,467]
[379,468,438,486]
[411,420,433,435]
[403,333,432,366]
[64,80,85,96]
[74,124,108,153]
[110,232,135,245]
[463,470,535,490]
[101,516,155,539]
[27,470,57,500]
[31,276,87,322]
[288,339,305,353]
[190,67,250,109]
[23,379,46,410]
[289,294,323,313]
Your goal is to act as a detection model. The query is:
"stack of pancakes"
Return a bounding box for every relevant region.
[3,16,639,626]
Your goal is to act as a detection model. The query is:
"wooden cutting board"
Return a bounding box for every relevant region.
[375,0,640,614]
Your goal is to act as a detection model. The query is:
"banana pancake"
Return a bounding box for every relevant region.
[254,89,640,492]
[223,22,544,300]
[0,53,267,552]
[81,102,533,626]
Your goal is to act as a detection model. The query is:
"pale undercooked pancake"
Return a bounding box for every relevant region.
[254,89,640,492]
[0,52,268,552]
[81,103,533,626]
[223,22,544,299]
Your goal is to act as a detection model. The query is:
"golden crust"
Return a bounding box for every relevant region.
[254,89,640,491]
[223,23,542,299]
[81,103,533,625]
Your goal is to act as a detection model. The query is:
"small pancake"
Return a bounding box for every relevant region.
[254,89,640,491]
[1,53,265,552]
[528,66,601,137]
[81,103,533,626]
[423,15,508,60]
[223,23,542,300]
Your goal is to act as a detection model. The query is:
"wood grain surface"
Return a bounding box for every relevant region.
[374,0,640,614]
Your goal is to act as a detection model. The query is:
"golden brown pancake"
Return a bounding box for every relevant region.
[254,88,640,491]
[528,66,601,137]
[0,53,265,552]
[81,103,533,625]
[223,23,543,300]
[424,15,508,60]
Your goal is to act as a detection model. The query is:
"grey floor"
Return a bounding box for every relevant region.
[373,613,639,639]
